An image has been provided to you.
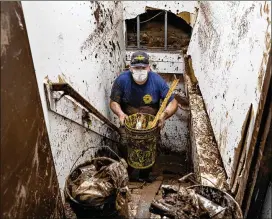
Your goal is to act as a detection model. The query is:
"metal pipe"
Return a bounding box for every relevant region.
[125,21,128,48]
[137,15,140,49]
[164,11,168,50]
[50,83,120,134]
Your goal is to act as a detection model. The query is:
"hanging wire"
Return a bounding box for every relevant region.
[140,11,164,24]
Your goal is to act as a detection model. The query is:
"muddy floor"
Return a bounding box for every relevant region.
[64,152,190,219]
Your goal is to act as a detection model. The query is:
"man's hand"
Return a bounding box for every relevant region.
[119,113,128,126]
[110,100,128,127]
[157,111,168,130]
[157,98,178,129]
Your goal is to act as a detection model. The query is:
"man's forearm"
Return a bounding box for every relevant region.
[110,100,126,117]
[163,98,178,120]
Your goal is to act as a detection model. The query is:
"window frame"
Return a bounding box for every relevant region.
[126,10,169,51]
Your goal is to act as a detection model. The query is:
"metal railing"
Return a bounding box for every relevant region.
[50,82,120,134]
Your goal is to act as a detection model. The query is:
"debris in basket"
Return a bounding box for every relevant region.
[67,157,129,208]
[136,114,147,130]
[116,186,131,219]
[150,184,235,219]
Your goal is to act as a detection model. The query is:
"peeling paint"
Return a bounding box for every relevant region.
[176,11,191,25]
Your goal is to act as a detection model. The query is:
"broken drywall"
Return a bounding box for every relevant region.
[123,1,198,24]
[123,1,198,50]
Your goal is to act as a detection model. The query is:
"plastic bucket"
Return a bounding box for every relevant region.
[124,113,159,169]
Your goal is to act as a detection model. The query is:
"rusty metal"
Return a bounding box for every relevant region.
[50,82,120,134]
[1,2,64,218]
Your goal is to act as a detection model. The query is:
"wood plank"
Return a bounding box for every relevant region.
[135,177,163,219]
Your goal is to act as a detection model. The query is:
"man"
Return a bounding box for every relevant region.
[110,51,178,181]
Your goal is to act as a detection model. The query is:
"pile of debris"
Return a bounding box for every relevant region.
[65,157,130,218]
[149,175,241,219]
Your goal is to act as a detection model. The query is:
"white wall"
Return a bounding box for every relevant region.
[188,1,271,184]
[22,1,125,197]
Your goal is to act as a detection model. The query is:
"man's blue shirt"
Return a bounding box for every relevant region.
[110,70,174,114]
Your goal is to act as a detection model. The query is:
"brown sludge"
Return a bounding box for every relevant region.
[67,157,129,207]
[150,184,234,219]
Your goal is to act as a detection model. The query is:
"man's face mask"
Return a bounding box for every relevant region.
[132,69,148,83]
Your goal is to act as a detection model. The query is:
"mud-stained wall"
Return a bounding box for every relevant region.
[187,1,271,186]
[21,1,125,198]
[1,2,64,218]
[47,112,119,198]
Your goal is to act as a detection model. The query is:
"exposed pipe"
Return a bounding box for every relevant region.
[164,10,168,50]
[137,15,140,49]
[50,83,120,134]
[125,21,128,48]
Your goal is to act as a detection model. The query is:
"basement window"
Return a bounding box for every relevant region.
[125,9,192,51]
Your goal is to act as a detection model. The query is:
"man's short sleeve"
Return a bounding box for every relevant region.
[160,78,175,103]
[110,77,123,104]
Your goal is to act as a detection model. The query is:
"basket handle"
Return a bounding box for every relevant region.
[70,146,121,173]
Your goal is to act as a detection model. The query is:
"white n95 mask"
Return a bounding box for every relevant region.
[132,69,148,83]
